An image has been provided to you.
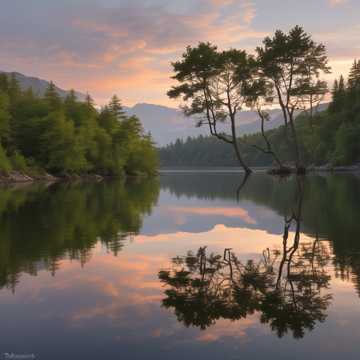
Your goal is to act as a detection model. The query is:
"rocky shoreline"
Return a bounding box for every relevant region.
[0,171,105,184]
[1,165,359,184]
[0,170,157,184]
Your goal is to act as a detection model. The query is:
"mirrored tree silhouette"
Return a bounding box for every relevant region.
[159,178,332,338]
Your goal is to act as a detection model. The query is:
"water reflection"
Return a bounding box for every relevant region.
[0,179,159,292]
[161,173,360,297]
[159,177,332,338]
[1,173,360,359]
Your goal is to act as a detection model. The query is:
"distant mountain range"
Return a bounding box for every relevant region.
[124,103,290,146]
[0,71,86,101]
[123,103,329,146]
[2,71,328,146]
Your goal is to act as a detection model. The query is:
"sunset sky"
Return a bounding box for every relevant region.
[1,0,359,106]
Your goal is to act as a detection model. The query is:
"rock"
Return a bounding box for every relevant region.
[32,172,58,181]
[0,171,34,183]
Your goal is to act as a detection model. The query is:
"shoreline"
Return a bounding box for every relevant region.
[1,165,359,184]
[159,165,360,174]
[0,170,159,184]
[0,172,105,184]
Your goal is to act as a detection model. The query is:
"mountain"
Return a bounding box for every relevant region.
[125,103,285,146]
[125,103,329,146]
[124,103,215,146]
[0,71,86,101]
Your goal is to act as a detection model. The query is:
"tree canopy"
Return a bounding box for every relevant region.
[160,56,360,169]
[167,26,331,172]
[0,75,158,177]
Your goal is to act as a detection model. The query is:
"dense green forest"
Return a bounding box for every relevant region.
[160,60,360,168]
[0,74,158,177]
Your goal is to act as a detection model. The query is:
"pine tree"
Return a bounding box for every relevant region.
[44,81,62,110]
[0,74,9,93]
[85,93,95,108]
[348,59,360,90]
[8,73,21,102]
[330,76,346,112]
[65,89,77,105]
[109,95,125,120]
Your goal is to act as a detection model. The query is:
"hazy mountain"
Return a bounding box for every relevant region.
[125,103,329,146]
[125,103,286,146]
[0,71,86,101]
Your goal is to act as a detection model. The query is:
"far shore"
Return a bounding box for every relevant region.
[159,165,360,174]
[1,166,359,184]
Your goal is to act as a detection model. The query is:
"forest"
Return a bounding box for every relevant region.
[0,74,158,178]
[160,58,360,169]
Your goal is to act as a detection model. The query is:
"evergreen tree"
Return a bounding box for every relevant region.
[348,60,360,90]
[109,95,126,120]
[0,74,9,93]
[0,78,158,177]
[167,43,255,173]
[8,73,21,102]
[0,91,11,147]
[85,93,95,108]
[330,75,346,113]
[64,89,77,105]
[44,81,62,110]
[256,26,330,170]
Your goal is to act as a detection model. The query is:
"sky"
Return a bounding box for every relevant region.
[0,0,359,107]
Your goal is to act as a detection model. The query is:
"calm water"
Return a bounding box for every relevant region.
[1,173,360,359]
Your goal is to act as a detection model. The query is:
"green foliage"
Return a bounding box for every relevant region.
[0,76,158,177]
[0,91,11,147]
[256,26,330,166]
[10,151,28,172]
[0,143,11,174]
[126,134,159,175]
[160,58,360,168]
[167,42,256,172]
[167,27,331,170]
[40,111,89,173]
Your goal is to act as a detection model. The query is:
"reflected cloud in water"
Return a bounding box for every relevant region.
[0,174,360,358]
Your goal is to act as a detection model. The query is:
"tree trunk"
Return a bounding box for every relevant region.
[230,116,252,174]
[259,111,284,169]
[288,113,303,172]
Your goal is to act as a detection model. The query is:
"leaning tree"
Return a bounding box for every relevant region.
[167,43,256,174]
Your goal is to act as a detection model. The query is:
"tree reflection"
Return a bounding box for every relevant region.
[0,179,159,292]
[159,178,332,338]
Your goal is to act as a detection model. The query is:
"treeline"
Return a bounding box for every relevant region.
[160,60,360,168]
[0,74,158,177]
[307,60,360,165]
[158,132,282,168]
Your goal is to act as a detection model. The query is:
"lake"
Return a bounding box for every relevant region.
[1,172,360,359]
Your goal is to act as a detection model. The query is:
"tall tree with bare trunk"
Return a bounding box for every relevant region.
[256,26,330,172]
[167,43,255,174]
